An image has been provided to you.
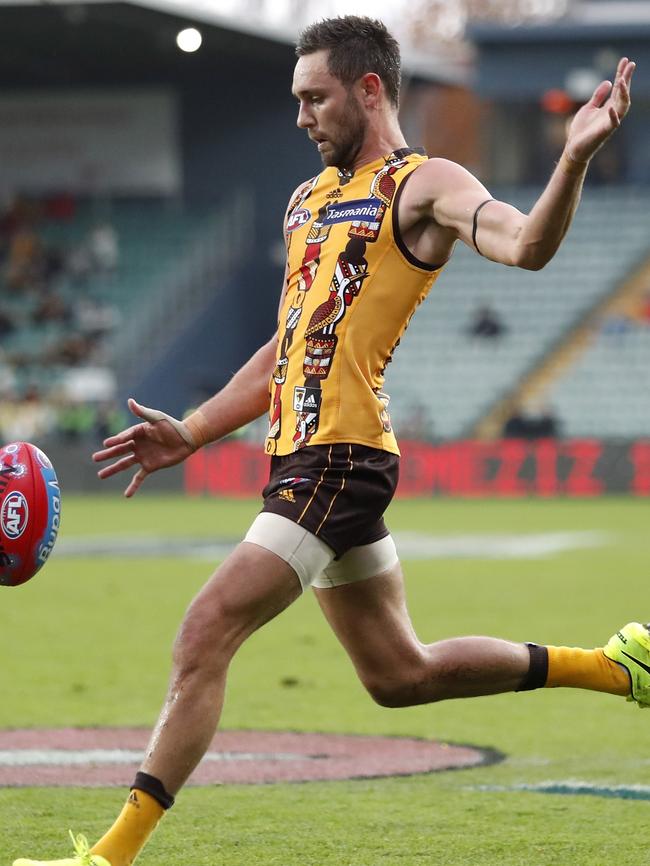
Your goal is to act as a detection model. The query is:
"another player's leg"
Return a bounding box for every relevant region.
[13,541,305,866]
[314,547,636,706]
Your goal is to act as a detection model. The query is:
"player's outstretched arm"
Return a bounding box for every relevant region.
[407,57,635,271]
[92,335,278,497]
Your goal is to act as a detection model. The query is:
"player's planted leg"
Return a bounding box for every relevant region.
[13,544,302,866]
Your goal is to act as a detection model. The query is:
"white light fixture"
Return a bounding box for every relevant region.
[176,27,203,52]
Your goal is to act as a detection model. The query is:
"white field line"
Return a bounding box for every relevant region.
[0,749,308,766]
[53,531,611,561]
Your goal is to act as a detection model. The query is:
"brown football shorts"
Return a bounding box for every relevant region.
[260,443,399,558]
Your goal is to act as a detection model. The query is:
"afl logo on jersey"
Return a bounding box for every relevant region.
[287,208,311,233]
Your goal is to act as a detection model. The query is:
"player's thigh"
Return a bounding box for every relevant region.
[313,561,424,679]
[179,541,303,659]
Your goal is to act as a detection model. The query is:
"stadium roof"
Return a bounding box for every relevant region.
[0,0,648,85]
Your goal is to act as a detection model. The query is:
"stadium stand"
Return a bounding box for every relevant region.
[3,185,647,447]
[384,186,650,441]
[549,321,650,437]
[0,195,246,442]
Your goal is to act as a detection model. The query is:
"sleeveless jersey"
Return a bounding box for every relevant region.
[265,148,445,457]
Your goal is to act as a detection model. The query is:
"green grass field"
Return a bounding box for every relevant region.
[1,494,649,865]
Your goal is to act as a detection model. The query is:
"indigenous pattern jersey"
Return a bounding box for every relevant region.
[265,148,445,457]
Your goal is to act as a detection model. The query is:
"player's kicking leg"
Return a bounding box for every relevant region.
[313,551,647,707]
[13,541,304,866]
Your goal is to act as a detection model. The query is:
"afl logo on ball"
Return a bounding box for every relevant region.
[286,208,311,233]
[1,492,29,540]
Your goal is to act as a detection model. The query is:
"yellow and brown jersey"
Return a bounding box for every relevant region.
[265,148,445,457]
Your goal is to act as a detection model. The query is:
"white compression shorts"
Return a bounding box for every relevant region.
[244,512,399,591]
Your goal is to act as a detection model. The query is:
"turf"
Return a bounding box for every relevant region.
[1,495,649,865]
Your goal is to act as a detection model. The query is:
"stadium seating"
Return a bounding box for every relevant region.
[1,197,245,414]
[4,186,648,444]
[549,326,650,437]
[385,187,650,440]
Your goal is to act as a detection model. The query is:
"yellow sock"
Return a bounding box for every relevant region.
[546,646,630,696]
[91,789,165,866]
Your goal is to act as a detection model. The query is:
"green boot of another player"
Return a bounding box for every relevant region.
[13,833,111,866]
[604,622,650,708]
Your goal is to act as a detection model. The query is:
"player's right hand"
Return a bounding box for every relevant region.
[92,397,196,497]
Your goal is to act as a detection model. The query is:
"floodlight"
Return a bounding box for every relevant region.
[176,27,202,52]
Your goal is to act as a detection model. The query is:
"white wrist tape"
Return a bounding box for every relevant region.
[136,404,197,450]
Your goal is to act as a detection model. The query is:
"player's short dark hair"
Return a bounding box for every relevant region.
[296,16,401,108]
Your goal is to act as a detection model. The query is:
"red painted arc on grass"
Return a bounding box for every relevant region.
[0,729,501,786]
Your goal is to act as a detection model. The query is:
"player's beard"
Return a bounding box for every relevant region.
[320,90,368,170]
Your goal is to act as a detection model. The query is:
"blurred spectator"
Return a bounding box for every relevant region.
[75,295,121,339]
[0,386,56,442]
[53,398,127,442]
[503,402,560,439]
[66,241,94,285]
[533,404,560,438]
[55,399,98,441]
[88,222,119,274]
[0,352,17,396]
[67,221,119,285]
[467,304,506,339]
[48,333,96,366]
[0,307,16,337]
[59,364,117,403]
[5,226,43,291]
[95,401,128,441]
[32,289,71,325]
[42,242,66,283]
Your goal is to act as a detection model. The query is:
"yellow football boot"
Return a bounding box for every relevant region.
[13,832,111,866]
[604,622,650,708]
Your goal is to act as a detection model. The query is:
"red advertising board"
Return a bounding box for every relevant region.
[184,439,650,498]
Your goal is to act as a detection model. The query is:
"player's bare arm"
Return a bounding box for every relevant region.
[400,57,635,271]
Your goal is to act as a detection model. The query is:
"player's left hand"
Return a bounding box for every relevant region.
[565,57,635,163]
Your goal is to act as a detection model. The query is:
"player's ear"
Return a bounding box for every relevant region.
[359,72,381,107]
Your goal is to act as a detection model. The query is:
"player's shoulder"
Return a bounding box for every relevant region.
[411,157,477,184]
[282,175,320,233]
[406,158,486,206]
[286,175,320,212]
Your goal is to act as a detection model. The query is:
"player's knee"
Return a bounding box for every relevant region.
[363,678,413,708]
[363,669,430,708]
[362,650,442,708]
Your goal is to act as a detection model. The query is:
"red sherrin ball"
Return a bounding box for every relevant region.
[0,442,61,587]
